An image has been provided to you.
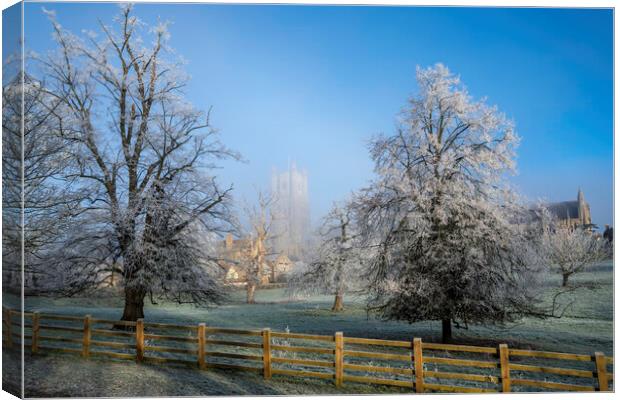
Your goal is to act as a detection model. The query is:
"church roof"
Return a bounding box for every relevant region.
[547,201,579,220]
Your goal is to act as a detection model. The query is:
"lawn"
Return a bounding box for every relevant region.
[6,261,613,354]
[3,350,411,397]
[2,261,614,396]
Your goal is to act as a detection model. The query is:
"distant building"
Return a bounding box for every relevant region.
[217,233,294,284]
[217,233,253,284]
[271,254,294,282]
[546,189,595,230]
[271,162,310,260]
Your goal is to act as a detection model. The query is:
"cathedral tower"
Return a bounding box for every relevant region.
[577,188,591,227]
[271,162,310,259]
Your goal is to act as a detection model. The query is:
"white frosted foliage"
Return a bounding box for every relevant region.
[355,64,544,338]
[34,5,240,315]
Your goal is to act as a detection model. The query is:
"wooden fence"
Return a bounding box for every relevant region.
[2,307,614,393]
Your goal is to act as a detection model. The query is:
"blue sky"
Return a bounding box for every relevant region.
[20,3,614,228]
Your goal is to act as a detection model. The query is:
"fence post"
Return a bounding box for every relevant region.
[499,343,511,392]
[32,312,40,354]
[82,315,91,357]
[413,338,424,393]
[136,318,144,362]
[594,352,608,391]
[262,328,272,379]
[198,323,206,370]
[3,307,12,349]
[334,332,344,387]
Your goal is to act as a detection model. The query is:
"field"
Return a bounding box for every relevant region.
[3,262,613,396]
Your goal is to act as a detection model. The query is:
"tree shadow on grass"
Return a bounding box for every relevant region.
[136,362,287,396]
[19,350,404,397]
[19,351,329,397]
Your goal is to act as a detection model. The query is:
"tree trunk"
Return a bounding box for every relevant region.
[331,292,344,312]
[562,273,570,287]
[247,282,256,304]
[441,319,452,343]
[117,287,146,329]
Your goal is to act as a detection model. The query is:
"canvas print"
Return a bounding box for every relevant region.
[2,1,614,397]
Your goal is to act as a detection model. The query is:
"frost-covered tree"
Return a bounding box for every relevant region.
[2,70,84,291]
[542,224,610,287]
[288,202,365,311]
[39,5,239,321]
[239,190,276,304]
[357,64,543,342]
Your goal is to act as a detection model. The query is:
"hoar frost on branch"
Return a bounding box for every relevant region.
[287,201,368,312]
[239,190,276,304]
[2,69,86,292]
[356,64,547,342]
[538,210,610,287]
[38,4,240,321]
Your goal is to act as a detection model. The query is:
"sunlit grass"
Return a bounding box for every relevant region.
[5,261,612,356]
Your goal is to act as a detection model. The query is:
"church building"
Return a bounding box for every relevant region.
[546,189,594,230]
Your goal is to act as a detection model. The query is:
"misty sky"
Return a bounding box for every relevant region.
[20,3,613,229]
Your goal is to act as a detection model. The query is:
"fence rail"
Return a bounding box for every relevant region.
[2,307,614,393]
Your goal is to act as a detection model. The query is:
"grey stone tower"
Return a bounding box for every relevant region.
[271,162,310,259]
[577,188,591,227]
